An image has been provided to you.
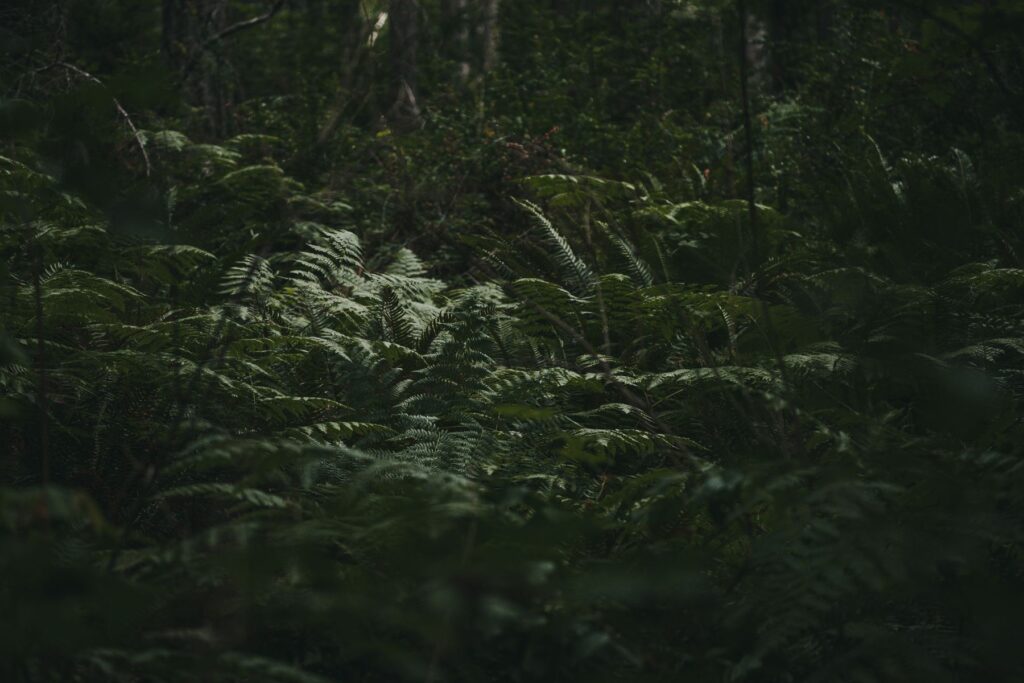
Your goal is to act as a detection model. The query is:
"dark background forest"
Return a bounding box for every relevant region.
[2,1,1024,681]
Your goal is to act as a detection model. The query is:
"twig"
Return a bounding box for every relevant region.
[42,61,151,177]
[177,1,289,85]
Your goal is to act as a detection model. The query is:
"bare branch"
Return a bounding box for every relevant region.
[201,0,288,49]
[40,61,152,177]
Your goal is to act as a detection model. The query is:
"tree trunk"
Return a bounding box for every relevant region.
[161,0,231,135]
[743,9,770,94]
[768,0,789,91]
[317,2,376,144]
[478,0,500,76]
[442,0,470,83]
[161,0,185,69]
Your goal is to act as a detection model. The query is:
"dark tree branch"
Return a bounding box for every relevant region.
[200,0,288,49]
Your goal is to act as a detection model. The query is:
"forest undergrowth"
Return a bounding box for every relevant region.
[2,1,1023,681]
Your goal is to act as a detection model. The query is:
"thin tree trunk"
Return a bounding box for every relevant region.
[738,0,761,264]
[744,11,769,93]
[317,4,376,144]
[442,0,470,83]
[161,0,185,68]
[388,0,421,130]
[203,0,230,135]
[710,7,729,96]
[161,0,230,135]
[478,0,500,75]
[768,0,788,91]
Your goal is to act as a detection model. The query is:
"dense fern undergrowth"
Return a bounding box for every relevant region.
[3,2,1024,681]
